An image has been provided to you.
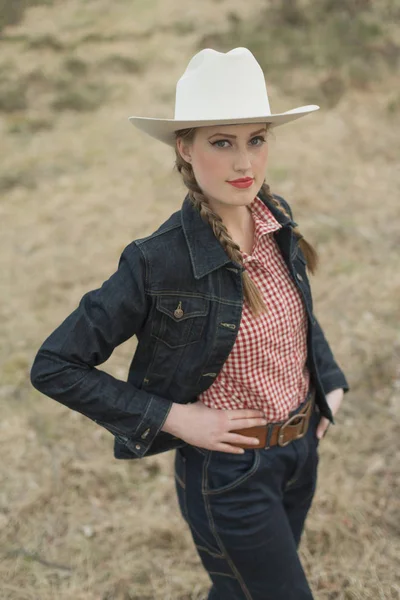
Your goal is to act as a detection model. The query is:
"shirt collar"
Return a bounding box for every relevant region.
[248,195,282,237]
[181,189,295,279]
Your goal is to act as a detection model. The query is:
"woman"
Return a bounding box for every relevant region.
[31,48,349,599]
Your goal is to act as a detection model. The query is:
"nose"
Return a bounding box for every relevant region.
[233,148,252,173]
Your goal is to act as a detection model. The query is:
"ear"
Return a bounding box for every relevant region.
[176,137,192,163]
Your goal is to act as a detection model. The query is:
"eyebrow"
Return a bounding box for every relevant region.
[208,127,267,140]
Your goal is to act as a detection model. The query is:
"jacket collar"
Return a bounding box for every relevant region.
[180,188,296,280]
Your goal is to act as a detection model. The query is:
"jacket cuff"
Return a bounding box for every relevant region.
[319,369,350,396]
[115,394,174,458]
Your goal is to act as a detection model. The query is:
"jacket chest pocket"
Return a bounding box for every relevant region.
[151,294,209,349]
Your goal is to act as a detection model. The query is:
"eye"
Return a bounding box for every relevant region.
[212,139,231,148]
[211,136,266,149]
[250,136,266,146]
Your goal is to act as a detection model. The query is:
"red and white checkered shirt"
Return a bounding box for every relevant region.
[197,195,310,422]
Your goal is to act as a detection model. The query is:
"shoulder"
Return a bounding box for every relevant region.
[120,207,185,266]
[134,208,182,246]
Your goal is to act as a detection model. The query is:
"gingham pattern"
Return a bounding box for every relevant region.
[197,195,310,422]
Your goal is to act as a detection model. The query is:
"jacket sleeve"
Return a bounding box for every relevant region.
[274,193,350,396]
[30,241,173,458]
[312,315,350,395]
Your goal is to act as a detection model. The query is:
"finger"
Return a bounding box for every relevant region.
[316,417,330,439]
[227,409,265,420]
[227,417,267,430]
[215,443,247,454]
[223,433,261,446]
[321,423,331,438]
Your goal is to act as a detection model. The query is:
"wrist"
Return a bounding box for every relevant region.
[160,402,190,437]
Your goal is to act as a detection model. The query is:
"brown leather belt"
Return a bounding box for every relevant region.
[230,389,315,450]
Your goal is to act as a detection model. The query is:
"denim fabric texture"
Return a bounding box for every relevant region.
[30,189,349,459]
[174,392,322,600]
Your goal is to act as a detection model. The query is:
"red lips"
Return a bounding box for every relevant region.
[229,177,254,183]
[228,177,254,189]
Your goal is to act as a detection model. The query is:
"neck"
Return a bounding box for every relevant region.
[208,201,254,236]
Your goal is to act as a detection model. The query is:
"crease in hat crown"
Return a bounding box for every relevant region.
[175,48,271,121]
[128,46,320,147]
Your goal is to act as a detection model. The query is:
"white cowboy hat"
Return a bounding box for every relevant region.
[128,47,319,147]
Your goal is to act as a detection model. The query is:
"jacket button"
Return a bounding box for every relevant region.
[135,444,141,450]
[296,273,303,281]
[174,301,184,319]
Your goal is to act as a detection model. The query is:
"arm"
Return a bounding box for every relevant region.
[274,193,350,396]
[30,241,173,458]
[312,315,349,396]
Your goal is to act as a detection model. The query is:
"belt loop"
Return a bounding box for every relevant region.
[265,423,274,449]
[308,386,313,404]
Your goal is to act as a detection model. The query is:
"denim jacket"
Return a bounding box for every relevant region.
[30,190,349,459]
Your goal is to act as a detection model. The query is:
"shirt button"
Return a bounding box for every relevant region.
[296,273,303,281]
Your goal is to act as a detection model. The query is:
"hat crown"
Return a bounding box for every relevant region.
[128,46,320,147]
[174,47,271,121]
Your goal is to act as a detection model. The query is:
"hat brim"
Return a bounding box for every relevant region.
[128,105,319,147]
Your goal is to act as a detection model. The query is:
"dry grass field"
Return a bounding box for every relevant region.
[1,0,399,598]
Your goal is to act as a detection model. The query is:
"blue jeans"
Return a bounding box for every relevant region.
[174,394,321,600]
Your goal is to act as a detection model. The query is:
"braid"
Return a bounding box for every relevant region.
[260,182,319,274]
[174,128,267,317]
[177,156,244,271]
[174,128,318,317]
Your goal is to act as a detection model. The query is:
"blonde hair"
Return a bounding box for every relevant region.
[174,126,318,318]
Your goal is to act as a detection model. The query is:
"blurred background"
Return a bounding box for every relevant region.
[1,0,399,598]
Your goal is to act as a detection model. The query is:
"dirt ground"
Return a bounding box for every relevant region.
[1,1,399,598]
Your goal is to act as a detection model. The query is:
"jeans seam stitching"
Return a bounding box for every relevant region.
[179,451,223,556]
[204,451,261,496]
[194,544,225,559]
[206,570,237,580]
[190,521,224,557]
[202,452,254,600]
[174,472,185,489]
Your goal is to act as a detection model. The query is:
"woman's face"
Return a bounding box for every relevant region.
[177,122,269,212]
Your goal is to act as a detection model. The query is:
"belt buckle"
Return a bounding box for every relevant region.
[277,412,308,447]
